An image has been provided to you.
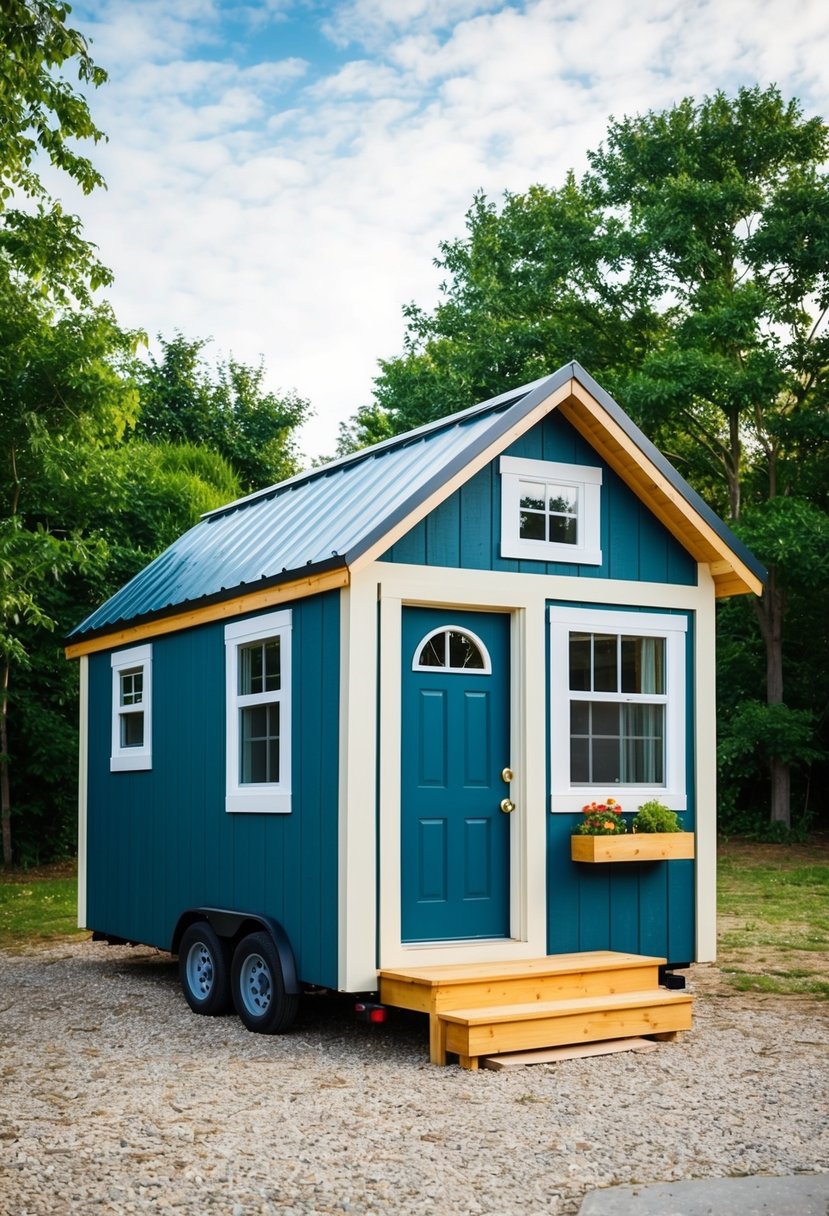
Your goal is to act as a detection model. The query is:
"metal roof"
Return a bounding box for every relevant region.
[69,362,765,642]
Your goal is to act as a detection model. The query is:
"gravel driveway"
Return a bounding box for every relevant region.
[1,940,827,1215]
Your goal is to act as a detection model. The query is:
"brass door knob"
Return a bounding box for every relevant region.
[500,798,516,814]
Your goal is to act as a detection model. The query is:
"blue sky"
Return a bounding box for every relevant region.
[64,0,829,460]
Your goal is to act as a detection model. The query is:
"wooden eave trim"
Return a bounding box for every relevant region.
[561,384,764,598]
[349,379,578,572]
[65,567,350,659]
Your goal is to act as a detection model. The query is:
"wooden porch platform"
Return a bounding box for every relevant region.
[378,951,693,1069]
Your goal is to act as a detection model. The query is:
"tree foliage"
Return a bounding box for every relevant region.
[136,335,310,493]
[352,85,829,831]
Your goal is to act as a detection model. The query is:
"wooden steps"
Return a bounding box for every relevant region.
[378,951,692,1069]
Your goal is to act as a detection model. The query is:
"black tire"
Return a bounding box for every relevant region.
[178,922,232,1016]
[231,930,299,1034]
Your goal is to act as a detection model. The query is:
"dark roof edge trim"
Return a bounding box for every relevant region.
[569,362,767,585]
[65,555,348,646]
[201,380,546,522]
[344,364,578,567]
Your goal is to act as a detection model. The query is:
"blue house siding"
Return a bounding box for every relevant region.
[381,410,697,586]
[85,590,341,989]
[545,606,696,965]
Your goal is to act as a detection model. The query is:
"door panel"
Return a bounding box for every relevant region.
[401,607,511,942]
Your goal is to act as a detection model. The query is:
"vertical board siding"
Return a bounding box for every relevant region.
[382,410,697,586]
[545,606,696,966]
[85,590,340,989]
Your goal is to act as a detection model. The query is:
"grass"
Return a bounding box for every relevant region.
[0,866,83,949]
[716,838,829,999]
[1,840,828,1001]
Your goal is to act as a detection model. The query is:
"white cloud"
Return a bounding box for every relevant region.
[65,0,829,461]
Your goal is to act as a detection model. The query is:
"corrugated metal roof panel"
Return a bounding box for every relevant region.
[69,361,767,642]
[69,400,517,638]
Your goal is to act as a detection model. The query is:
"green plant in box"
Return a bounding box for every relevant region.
[576,799,627,835]
[632,800,683,833]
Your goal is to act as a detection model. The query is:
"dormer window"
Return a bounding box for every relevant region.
[500,456,602,565]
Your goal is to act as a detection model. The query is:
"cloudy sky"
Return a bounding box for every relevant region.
[65,0,829,460]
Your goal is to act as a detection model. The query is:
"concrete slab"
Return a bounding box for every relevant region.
[578,1174,829,1215]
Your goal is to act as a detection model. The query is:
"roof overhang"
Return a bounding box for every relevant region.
[64,564,349,660]
[349,366,764,598]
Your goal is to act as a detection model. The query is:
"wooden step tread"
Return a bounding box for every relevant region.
[378,951,666,987]
[439,988,692,1027]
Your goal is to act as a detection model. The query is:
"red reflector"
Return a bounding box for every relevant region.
[369,1008,387,1023]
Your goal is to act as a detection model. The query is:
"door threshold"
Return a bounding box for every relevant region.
[401,937,515,950]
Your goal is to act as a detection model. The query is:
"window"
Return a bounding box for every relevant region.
[110,644,152,772]
[500,456,602,564]
[549,607,687,812]
[413,627,491,673]
[225,610,292,813]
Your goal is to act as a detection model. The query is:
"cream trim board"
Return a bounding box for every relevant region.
[350,380,577,573]
[337,575,380,991]
[374,567,549,973]
[694,565,718,962]
[77,656,88,930]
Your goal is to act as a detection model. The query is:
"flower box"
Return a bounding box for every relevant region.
[570,832,695,863]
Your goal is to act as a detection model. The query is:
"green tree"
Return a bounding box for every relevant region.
[352,85,829,830]
[136,335,310,492]
[589,87,829,828]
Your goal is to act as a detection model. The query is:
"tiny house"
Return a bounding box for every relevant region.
[67,363,764,1061]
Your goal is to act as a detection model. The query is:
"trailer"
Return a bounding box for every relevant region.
[66,362,764,1064]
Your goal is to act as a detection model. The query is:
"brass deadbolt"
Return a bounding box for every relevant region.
[501,767,514,783]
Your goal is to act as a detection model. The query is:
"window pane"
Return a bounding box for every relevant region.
[593,635,617,692]
[570,700,590,734]
[264,639,281,691]
[548,515,578,545]
[621,636,665,694]
[519,481,545,511]
[120,668,143,706]
[448,631,484,669]
[621,704,664,783]
[239,644,264,695]
[569,634,591,691]
[121,711,144,748]
[592,738,621,783]
[570,737,589,783]
[591,701,620,737]
[547,484,578,513]
[519,511,546,541]
[418,636,445,667]
[240,703,279,784]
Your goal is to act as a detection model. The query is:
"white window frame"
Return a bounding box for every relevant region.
[500,456,602,565]
[225,609,292,814]
[549,606,687,813]
[110,644,152,772]
[412,626,492,674]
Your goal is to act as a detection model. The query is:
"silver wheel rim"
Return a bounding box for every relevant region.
[185,940,214,1000]
[239,952,272,1017]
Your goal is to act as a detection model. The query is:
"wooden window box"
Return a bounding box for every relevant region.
[571,833,695,863]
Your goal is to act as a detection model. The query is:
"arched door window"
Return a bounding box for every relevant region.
[412,626,492,674]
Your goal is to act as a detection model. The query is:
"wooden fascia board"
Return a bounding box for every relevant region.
[349,379,578,572]
[65,567,350,659]
[562,383,764,598]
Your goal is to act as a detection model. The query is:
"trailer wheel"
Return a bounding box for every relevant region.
[178,922,232,1016]
[231,931,299,1034]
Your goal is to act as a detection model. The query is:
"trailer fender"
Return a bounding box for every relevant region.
[171,908,300,995]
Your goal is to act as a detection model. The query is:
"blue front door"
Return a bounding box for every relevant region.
[401,607,511,943]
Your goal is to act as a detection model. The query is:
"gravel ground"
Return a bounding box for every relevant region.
[0,941,827,1216]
